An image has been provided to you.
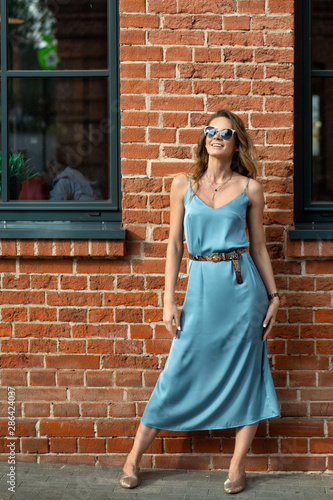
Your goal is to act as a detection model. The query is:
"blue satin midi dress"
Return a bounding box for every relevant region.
[141,175,281,431]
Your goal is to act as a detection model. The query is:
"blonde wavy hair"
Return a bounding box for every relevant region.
[179,109,258,204]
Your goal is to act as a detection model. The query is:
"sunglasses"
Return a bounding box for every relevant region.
[204,126,236,141]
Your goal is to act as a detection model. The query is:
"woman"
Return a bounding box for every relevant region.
[119,109,281,494]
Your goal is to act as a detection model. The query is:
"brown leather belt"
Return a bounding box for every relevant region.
[189,247,247,284]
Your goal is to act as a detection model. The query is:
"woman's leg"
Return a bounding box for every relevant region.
[227,421,259,481]
[122,422,160,475]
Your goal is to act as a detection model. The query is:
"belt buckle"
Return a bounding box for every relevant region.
[230,252,239,260]
[211,252,222,262]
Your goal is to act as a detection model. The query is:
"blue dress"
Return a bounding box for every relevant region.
[141,175,281,431]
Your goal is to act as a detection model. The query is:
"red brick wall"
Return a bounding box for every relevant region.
[1,0,332,472]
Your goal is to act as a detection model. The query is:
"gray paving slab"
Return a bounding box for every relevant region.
[0,463,332,500]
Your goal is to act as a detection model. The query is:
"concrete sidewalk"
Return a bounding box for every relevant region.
[0,462,332,500]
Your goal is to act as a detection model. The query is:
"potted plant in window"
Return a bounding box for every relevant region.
[0,151,37,200]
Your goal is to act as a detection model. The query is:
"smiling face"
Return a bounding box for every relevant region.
[205,117,238,160]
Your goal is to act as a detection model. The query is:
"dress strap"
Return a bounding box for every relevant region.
[244,177,250,191]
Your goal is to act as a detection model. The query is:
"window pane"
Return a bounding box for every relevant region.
[312,0,333,70]
[8,0,107,70]
[312,77,333,202]
[8,77,109,201]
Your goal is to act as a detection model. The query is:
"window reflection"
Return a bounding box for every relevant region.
[312,0,333,71]
[312,78,333,202]
[8,0,107,71]
[8,77,109,201]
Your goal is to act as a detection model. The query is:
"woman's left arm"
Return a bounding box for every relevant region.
[246,178,280,341]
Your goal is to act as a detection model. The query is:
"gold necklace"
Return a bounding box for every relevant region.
[204,170,233,200]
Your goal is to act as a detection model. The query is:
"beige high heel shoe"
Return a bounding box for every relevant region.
[223,472,246,494]
[119,466,141,488]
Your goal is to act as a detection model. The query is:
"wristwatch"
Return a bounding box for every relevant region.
[268,292,280,301]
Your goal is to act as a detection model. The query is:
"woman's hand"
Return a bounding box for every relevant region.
[163,301,181,339]
[262,297,280,341]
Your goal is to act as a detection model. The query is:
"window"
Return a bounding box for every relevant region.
[290,0,333,239]
[0,0,124,239]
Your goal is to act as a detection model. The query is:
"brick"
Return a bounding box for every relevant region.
[149,31,204,45]
[70,388,123,402]
[121,80,159,95]
[30,339,57,353]
[289,371,316,387]
[0,291,45,305]
[119,0,145,12]
[0,260,16,272]
[192,438,220,453]
[270,456,325,471]
[47,292,102,307]
[29,307,57,322]
[21,438,49,454]
[79,438,106,453]
[239,0,265,13]
[0,354,44,368]
[72,324,126,338]
[224,15,250,30]
[15,324,70,338]
[87,339,115,354]
[253,16,293,30]
[275,355,328,370]
[194,48,221,62]
[280,439,308,454]
[24,403,50,417]
[120,14,159,28]
[53,404,80,417]
[301,325,333,339]
[82,403,108,417]
[88,308,114,323]
[0,324,12,337]
[1,370,28,386]
[115,371,142,387]
[120,63,146,78]
[178,0,234,14]
[119,30,146,45]
[224,48,253,62]
[60,276,88,290]
[268,0,294,13]
[269,421,324,437]
[31,275,58,289]
[2,275,30,289]
[19,240,35,256]
[58,340,86,353]
[50,438,77,453]
[1,339,28,352]
[45,355,99,369]
[150,63,176,78]
[163,14,193,29]
[310,439,333,454]
[315,310,333,323]
[85,371,113,387]
[151,96,204,111]
[148,0,177,13]
[20,259,73,273]
[40,421,94,437]
[1,307,27,322]
[1,240,17,256]
[120,46,163,61]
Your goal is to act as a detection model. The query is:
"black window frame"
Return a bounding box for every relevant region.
[0,0,124,240]
[289,0,333,239]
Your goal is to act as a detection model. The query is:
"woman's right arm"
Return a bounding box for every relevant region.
[163,174,188,338]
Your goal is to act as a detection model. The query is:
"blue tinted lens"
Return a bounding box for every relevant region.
[204,127,234,140]
[204,126,217,137]
[220,129,233,140]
